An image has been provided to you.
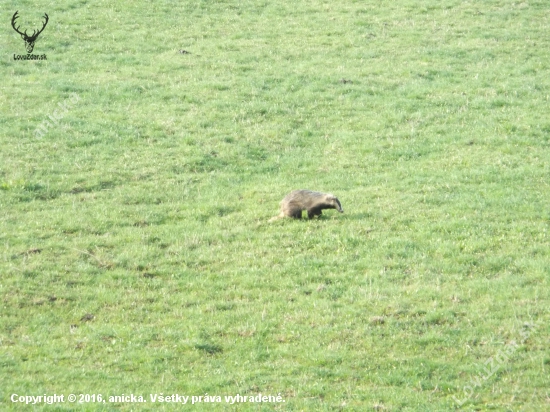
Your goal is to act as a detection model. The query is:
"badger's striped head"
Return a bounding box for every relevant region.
[326,194,343,213]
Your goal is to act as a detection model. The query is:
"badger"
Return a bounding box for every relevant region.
[270,190,344,221]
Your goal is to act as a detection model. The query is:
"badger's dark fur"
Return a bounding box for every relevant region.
[270,190,344,221]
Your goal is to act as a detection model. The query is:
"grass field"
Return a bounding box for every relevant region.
[1,0,549,410]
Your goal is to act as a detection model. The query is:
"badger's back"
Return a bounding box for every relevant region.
[282,189,326,207]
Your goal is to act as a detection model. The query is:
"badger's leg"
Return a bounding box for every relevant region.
[293,210,303,219]
[308,208,323,219]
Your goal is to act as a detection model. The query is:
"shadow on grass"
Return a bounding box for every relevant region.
[194,343,223,355]
[337,212,372,221]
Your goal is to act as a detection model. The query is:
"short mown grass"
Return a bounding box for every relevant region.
[1,0,549,410]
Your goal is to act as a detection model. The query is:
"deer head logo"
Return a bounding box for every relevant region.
[11,11,49,54]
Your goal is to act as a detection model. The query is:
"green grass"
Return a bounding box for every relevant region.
[1,0,549,410]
